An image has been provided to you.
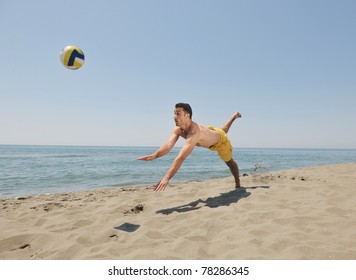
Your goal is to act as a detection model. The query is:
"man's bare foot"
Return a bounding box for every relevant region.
[221,112,242,134]
[232,112,242,120]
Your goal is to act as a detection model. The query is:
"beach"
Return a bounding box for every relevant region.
[1,163,355,260]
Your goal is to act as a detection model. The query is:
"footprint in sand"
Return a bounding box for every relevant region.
[123,204,144,215]
[30,203,65,212]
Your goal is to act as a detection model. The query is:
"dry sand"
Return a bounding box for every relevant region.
[1,163,356,260]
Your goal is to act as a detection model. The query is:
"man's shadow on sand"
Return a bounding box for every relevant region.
[156,186,270,215]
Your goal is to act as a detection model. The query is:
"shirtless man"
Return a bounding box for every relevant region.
[137,103,242,192]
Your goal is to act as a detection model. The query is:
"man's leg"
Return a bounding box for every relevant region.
[221,112,241,133]
[220,112,241,187]
[226,158,241,188]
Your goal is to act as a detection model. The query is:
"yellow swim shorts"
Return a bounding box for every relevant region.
[207,126,233,162]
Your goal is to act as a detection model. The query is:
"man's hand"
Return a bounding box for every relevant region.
[154,176,170,192]
[137,154,156,161]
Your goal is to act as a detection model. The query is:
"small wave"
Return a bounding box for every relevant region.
[43,155,89,158]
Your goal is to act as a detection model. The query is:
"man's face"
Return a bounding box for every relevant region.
[174,107,188,126]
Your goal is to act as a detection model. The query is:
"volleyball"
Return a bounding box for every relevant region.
[60,46,85,70]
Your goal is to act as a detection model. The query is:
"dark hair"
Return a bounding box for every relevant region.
[175,103,193,119]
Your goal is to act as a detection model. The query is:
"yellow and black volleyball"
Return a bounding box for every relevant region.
[60,46,85,70]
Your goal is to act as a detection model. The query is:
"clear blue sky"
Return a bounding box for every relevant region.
[1,0,355,148]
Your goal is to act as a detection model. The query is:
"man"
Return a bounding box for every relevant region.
[137,103,242,192]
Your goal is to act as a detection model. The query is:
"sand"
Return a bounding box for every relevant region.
[0,163,356,260]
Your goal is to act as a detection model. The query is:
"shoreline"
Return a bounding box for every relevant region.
[2,160,355,200]
[2,145,356,199]
[1,163,356,259]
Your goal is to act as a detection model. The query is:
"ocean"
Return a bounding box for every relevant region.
[1,145,356,198]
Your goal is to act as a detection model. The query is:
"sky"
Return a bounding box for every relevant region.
[0,0,355,148]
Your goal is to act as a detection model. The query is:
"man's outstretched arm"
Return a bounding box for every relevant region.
[137,128,180,161]
[154,132,198,192]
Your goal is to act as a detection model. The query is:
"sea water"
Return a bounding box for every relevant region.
[1,145,356,198]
